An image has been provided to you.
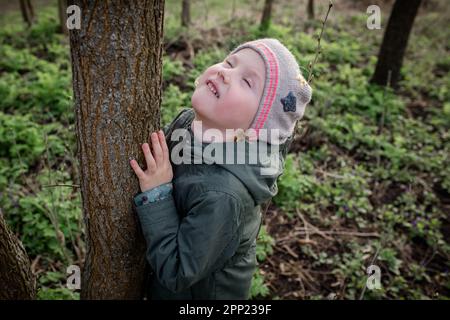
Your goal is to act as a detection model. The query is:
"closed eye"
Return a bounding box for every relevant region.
[225,59,251,88]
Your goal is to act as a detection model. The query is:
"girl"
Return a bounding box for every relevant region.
[130,38,312,299]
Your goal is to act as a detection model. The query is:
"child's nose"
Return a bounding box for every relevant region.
[218,70,230,84]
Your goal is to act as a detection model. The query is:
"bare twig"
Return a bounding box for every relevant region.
[41,184,80,188]
[421,248,437,268]
[378,70,392,133]
[307,1,333,83]
[296,209,310,241]
[377,69,392,167]
[30,255,41,274]
[282,244,299,258]
[315,168,348,180]
[296,208,333,240]
[321,230,380,237]
[359,245,381,300]
[43,133,72,265]
[277,229,379,243]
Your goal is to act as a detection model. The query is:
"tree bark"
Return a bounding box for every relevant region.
[0,212,36,300]
[260,0,274,32]
[371,0,422,87]
[58,0,68,35]
[181,0,190,28]
[19,0,35,28]
[69,0,165,299]
[307,0,315,20]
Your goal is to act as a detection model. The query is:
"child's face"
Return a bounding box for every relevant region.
[191,48,266,132]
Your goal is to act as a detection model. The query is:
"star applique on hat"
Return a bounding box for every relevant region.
[281,91,296,112]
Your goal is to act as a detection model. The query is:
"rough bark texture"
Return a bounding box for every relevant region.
[69,0,165,299]
[371,0,422,87]
[260,0,274,32]
[307,0,314,20]
[181,0,190,27]
[58,0,68,35]
[19,0,35,28]
[0,212,36,300]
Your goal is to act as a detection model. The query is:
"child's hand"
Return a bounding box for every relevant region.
[130,130,173,193]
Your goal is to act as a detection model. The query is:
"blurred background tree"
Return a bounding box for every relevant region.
[181,0,191,28]
[307,0,315,20]
[19,0,35,27]
[371,0,423,87]
[260,0,274,33]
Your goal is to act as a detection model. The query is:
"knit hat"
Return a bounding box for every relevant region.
[230,38,312,145]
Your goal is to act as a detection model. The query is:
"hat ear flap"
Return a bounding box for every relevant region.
[298,82,312,105]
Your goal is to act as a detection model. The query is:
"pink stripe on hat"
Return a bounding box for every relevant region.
[252,42,279,132]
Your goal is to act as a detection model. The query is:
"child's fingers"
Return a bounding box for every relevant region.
[151,132,163,165]
[158,130,169,162]
[142,142,157,171]
[129,159,145,178]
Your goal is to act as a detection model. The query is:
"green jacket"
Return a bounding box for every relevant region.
[134,109,291,300]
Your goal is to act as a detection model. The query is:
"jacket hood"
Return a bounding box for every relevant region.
[185,125,291,206]
[166,108,292,206]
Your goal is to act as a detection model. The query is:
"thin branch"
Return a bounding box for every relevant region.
[41,184,81,188]
[277,229,380,243]
[296,208,310,241]
[359,245,381,300]
[296,208,333,240]
[315,168,348,180]
[378,69,392,135]
[321,230,380,237]
[307,0,333,83]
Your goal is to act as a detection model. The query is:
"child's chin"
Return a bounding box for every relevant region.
[190,101,204,118]
[191,94,213,113]
[191,107,208,122]
[194,85,218,101]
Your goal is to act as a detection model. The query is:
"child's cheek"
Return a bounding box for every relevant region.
[221,92,244,117]
[228,89,258,127]
[227,87,246,109]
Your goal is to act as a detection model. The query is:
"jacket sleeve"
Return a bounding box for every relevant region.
[134,183,173,206]
[134,190,241,293]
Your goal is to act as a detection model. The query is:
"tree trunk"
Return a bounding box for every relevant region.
[0,212,36,300]
[371,0,422,87]
[69,0,165,299]
[181,0,190,28]
[260,0,274,32]
[307,0,315,20]
[19,0,35,28]
[58,0,68,35]
[230,0,237,21]
[202,0,209,25]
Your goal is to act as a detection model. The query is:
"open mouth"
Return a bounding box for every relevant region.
[206,80,220,98]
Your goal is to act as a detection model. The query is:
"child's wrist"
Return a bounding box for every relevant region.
[135,182,173,206]
[140,179,172,193]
